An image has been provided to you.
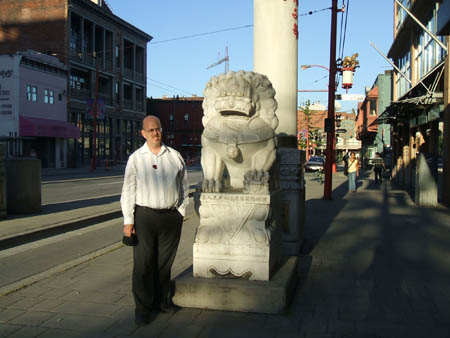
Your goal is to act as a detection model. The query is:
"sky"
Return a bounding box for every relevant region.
[105,0,394,113]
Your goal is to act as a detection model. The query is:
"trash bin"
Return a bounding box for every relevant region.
[6,157,41,214]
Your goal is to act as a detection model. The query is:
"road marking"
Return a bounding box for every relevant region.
[96,181,123,186]
[41,193,120,206]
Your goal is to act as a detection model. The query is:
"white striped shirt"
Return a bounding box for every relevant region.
[120,143,189,225]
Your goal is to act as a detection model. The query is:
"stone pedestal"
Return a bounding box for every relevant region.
[6,158,41,214]
[193,191,281,281]
[415,153,438,206]
[279,148,306,255]
[173,256,298,314]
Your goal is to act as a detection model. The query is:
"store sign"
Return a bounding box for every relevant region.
[336,93,365,101]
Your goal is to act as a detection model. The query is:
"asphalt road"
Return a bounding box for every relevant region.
[41,169,204,205]
[0,196,198,291]
[1,169,203,291]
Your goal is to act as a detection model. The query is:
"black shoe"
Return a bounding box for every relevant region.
[135,313,150,327]
[159,303,179,314]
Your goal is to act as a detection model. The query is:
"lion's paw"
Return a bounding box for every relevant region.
[202,179,223,193]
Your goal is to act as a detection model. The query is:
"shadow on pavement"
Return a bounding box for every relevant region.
[4,195,120,220]
[300,178,349,257]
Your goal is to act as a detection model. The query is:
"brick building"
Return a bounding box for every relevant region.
[147,96,203,165]
[356,71,392,168]
[0,0,152,167]
[297,102,359,159]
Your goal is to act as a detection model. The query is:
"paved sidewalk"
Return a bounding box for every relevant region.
[0,171,449,337]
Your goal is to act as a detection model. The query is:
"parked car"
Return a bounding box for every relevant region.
[305,156,325,172]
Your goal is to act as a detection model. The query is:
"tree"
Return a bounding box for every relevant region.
[299,100,313,160]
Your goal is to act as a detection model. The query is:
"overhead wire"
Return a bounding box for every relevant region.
[149,25,253,45]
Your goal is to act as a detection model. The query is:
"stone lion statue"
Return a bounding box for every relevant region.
[201,71,279,193]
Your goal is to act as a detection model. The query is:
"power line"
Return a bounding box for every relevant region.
[149,25,253,45]
[299,6,332,17]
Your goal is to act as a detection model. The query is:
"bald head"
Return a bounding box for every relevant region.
[142,115,161,130]
[141,115,163,151]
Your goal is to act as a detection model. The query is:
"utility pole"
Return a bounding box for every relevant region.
[323,0,339,200]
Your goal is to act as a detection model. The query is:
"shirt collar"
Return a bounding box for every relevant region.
[141,143,168,157]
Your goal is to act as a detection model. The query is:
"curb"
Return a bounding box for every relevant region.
[0,242,124,296]
[0,209,122,250]
[42,175,124,185]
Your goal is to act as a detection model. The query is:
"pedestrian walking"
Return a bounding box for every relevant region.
[347,152,359,192]
[343,151,349,176]
[120,115,189,327]
[372,152,385,184]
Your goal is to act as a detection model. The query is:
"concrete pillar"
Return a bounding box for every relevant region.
[415,153,438,207]
[254,0,298,137]
[254,0,304,256]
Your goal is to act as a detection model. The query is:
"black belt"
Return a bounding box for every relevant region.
[136,205,176,213]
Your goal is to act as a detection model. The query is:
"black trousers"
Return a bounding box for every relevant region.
[132,205,182,315]
[374,169,382,183]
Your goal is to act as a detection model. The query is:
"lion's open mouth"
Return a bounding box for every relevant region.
[220,110,250,117]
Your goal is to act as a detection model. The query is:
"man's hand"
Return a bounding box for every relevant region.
[123,224,135,237]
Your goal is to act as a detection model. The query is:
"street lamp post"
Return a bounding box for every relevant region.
[300,63,338,175]
[300,64,330,72]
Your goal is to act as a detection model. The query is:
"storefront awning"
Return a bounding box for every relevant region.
[372,60,445,126]
[20,116,80,138]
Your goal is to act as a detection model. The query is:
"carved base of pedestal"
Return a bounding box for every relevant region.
[193,191,281,281]
[173,256,298,314]
[193,243,276,281]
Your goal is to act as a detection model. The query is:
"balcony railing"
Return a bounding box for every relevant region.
[98,94,113,105]
[123,67,134,80]
[105,58,113,72]
[135,72,145,84]
[123,99,133,110]
[69,87,90,101]
[69,48,83,61]
[135,100,144,112]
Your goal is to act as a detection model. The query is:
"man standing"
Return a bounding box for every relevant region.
[121,115,189,326]
[372,152,385,184]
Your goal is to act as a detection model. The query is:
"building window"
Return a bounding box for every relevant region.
[184,113,189,127]
[170,113,174,129]
[369,100,377,116]
[26,85,31,101]
[115,45,120,68]
[32,86,37,102]
[44,89,54,104]
[70,74,86,90]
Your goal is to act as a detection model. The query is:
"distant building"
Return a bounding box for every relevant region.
[356,71,393,168]
[0,0,152,167]
[297,102,359,159]
[147,96,203,164]
[0,51,79,168]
